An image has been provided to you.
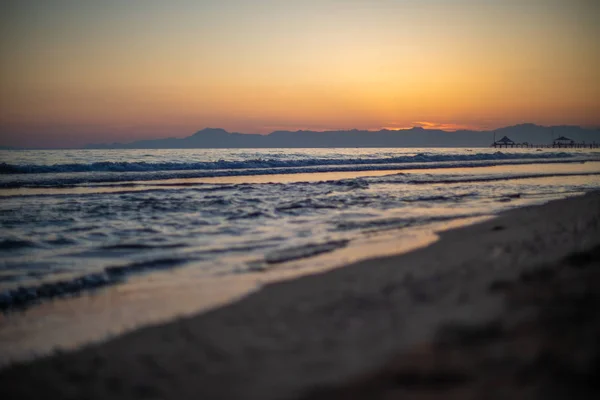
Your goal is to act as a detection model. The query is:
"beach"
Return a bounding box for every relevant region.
[2,191,599,399]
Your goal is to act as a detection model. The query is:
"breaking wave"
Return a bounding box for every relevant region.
[0,151,576,174]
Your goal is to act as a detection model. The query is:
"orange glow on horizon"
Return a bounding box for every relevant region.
[381,122,476,132]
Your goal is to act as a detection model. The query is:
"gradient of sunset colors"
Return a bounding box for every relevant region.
[1,0,599,147]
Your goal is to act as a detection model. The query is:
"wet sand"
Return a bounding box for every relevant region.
[1,192,600,399]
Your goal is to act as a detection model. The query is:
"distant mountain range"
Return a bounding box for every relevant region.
[85,124,600,149]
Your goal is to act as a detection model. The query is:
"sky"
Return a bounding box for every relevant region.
[1,0,599,148]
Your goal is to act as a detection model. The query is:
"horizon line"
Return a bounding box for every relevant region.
[2,122,599,150]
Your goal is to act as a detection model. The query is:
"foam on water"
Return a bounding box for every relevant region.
[0,150,577,174]
[1,148,597,189]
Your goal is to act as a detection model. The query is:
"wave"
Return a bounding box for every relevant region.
[0,257,188,311]
[0,151,577,174]
[263,240,349,265]
[374,171,600,185]
[2,154,595,189]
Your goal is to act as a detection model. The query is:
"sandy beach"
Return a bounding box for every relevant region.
[1,192,600,399]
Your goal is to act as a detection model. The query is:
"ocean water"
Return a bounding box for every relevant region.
[1,147,600,314]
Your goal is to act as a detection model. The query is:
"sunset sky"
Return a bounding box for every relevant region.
[1,0,599,147]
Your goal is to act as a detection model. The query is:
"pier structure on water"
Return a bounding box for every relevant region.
[491,134,599,149]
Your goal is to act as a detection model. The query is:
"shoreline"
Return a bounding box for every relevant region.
[0,215,488,366]
[2,192,600,399]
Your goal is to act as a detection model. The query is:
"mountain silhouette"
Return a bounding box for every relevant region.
[85,124,600,149]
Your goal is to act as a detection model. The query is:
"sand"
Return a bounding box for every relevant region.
[1,192,600,399]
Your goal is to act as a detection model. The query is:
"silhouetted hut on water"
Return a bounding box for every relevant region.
[493,136,516,148]
[490,133,599,149]
[553,136,574,147]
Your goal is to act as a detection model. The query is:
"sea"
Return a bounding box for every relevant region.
[1,147,600,362]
